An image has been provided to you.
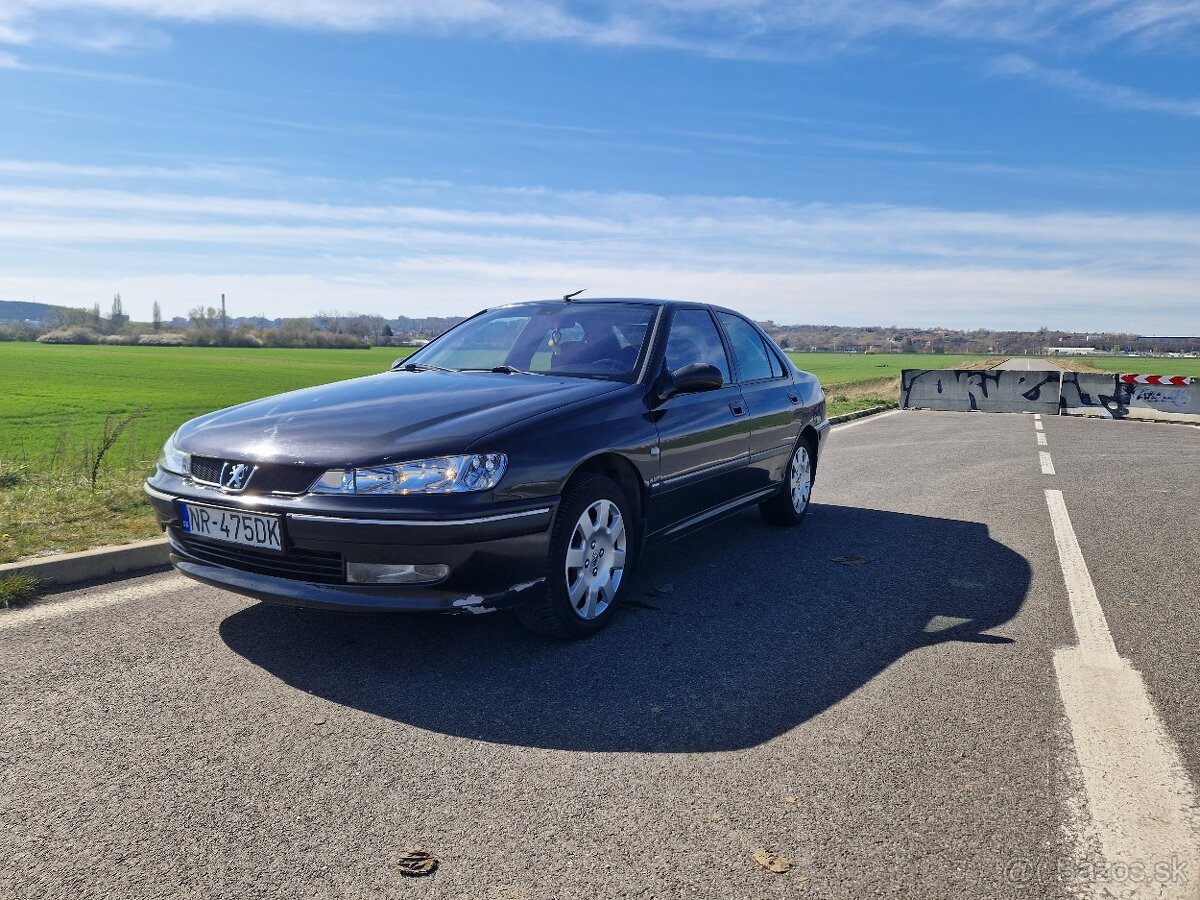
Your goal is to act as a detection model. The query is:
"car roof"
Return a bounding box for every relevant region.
[491,297,748,317]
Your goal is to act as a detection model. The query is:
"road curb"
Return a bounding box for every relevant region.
[830,405,895,425]
[0,537,169,590]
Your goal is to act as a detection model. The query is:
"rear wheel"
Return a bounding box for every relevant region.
[516,473,630,639]
[759,437,814,526]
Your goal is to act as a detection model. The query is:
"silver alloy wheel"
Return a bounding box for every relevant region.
[790,445,813,514]
[564,498,627,620]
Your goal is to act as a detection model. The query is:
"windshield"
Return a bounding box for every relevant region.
[403,302,657,380]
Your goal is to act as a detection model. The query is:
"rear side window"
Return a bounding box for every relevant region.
[718,313,775,382]
[765,340,787,378]
[664,309,731,385]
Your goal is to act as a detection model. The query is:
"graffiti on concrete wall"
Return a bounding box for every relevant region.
[1059,372,1126,418]
[1060,372,1194,420]
[1132,386,1190,407]
[901,369,1060,413]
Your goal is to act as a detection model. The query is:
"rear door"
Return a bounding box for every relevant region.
[716,312,801,493]
[647,308,752,535]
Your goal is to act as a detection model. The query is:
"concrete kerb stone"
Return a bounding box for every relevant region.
[0,537,169,591]
[829,405,894,424]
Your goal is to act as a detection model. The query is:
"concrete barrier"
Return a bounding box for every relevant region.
[1060,372,1200,423]
[901,369,1061,414]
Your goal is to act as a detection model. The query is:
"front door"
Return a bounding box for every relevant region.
[647,308,752,535]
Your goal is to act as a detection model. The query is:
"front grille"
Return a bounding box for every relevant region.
[190,456,323,495]
[176,534,345,584]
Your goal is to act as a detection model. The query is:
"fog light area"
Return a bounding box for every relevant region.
[346,563,450,585]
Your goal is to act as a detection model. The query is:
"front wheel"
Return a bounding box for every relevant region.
[516,473,630,639]
[759,438,814,526]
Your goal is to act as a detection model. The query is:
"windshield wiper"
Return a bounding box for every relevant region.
[458,365,543,375]
[396,362,456,373]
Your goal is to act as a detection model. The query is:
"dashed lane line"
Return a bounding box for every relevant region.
[1037,433,1048,446]
[1046,489,1200,898]
[1040,451,1056,475]
[1035,420,1044,431]
[0,576,186,631]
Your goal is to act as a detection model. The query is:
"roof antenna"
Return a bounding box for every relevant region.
[562,288,586,303]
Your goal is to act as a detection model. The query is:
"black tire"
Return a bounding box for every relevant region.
[516,473,631,639]
[759,435,815,526]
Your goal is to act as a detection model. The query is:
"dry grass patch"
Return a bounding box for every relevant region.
[826,376,900,417]
[0,468,160,565]
[0,571,40,608]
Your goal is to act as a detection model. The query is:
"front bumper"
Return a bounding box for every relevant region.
[145,474,556,613]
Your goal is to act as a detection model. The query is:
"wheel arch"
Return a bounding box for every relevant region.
[799,425,820,480]
[563,452,646,555]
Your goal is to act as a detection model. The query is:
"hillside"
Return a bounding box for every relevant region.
[0,300,55,323]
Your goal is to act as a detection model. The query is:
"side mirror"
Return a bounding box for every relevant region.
[658,363,724,401]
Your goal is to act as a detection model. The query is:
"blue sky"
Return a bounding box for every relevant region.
[0,1,1197,331]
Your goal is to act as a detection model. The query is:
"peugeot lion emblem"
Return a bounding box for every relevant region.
[220,462,253,492]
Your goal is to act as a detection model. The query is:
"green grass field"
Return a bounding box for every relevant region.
[782,351,988,384]
[0,344,989,472]
[1,344,407,470]
[1072,356,1200,377]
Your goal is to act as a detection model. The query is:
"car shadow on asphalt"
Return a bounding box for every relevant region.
[219,503,1030,752]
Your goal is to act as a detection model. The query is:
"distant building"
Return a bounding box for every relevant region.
[1044,347,1102,355]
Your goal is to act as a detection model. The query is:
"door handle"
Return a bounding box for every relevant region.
[729,402,746,416]
[788,393,800,404]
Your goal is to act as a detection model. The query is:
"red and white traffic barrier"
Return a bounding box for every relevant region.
[1119,374,1193,386]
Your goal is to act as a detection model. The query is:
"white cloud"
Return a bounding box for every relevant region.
[991,54,1200,119]
[0,167,1195,331]
[0,49,21,66]
[1,0,1197,55]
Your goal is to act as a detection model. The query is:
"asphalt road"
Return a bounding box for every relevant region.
[2,411,1197,900]
[993,357,1064,371]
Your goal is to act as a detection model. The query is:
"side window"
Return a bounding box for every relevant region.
[764,339,786,378]
[718,313,774,382]
[664,309,731,385]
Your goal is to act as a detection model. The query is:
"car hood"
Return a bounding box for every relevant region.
[175,370,625,467]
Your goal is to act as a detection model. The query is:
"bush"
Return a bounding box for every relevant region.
[0,324,43,341]
[102,334,134,345]
[137,332,187,346]
[260,330,370,349]
[38,326,101,344]
[185,328,264,348]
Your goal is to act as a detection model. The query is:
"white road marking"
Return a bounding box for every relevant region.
[1037,432,1048,446]
[1035,420,1044,431]
[1035,414,1042,421]
[1040,451,1056,475]
[0,576,185,631]
[1045,489,1200,898]
[833,409,902,431]
[1045,491,1118,660]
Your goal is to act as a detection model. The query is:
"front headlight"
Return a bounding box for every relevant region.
[158,431,191,476]
[311,453,508,495]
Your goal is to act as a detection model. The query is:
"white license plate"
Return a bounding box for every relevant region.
[180,503,282,552]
